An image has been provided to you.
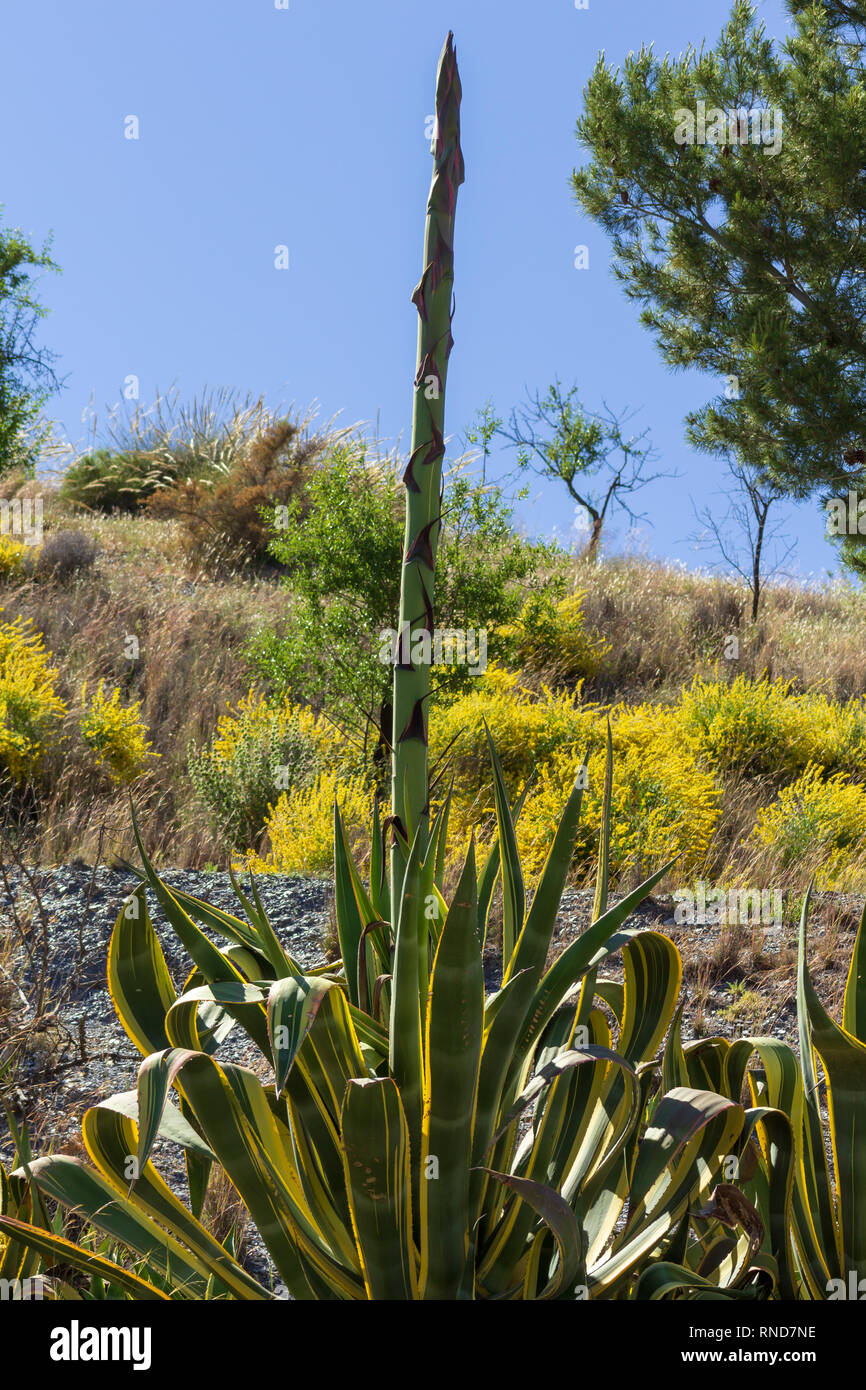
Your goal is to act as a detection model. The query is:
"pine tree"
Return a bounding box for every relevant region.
[572,0,866,537]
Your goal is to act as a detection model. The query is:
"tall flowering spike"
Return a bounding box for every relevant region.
[391,32,463,906]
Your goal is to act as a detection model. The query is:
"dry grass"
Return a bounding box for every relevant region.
[576,555,866,704]
[201,1165,251,1264]
[0,490,289,866]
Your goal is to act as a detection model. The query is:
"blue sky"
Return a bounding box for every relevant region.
[1,0,836,578]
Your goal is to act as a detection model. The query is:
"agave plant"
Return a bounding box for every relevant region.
[1,723,775,1300]
[654,889,866,1302]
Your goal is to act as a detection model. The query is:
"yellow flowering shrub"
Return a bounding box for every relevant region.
[80,681,157,784]
[497,590,608,685]
[806,697,866,773]
[245,768,374,876]
[750,763,866,890]
[678,674,866,779]
[0,533,32,580]
[190,689,338,850]
[0,613,66,783]
[433,675,720,883]
[208,689,335,764]
[678,674,818,776]
[429,664,597,795]
[206,670,866,890]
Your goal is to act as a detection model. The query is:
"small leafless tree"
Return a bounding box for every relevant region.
[497,380,673,559]
[689,457,795,621]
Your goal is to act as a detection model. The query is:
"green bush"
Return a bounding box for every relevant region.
[252,445,565,764]
[188,690,323,851]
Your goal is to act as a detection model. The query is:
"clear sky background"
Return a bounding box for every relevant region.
[0,0,835,578]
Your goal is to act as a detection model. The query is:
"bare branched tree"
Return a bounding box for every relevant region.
[689,457,796,621]
[497,380,673,559]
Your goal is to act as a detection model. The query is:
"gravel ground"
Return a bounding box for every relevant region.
[0,866,335,1289]
[1,865,858,1289]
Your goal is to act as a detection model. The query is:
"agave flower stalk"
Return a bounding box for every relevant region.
[390,31,464,911]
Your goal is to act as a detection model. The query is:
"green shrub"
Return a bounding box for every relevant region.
[188,690,325,851]
[254,447,564,761]
[497,589,608,686]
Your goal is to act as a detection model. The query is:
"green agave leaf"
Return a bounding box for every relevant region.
[420,842,483,1300]
[291,983,370,1125]
[476,770,535,950]
[588,1209,672,1296]
[800,898,866,1279]
[82,1105,269,1300]
[484,721,525,964]
[478,1048,639,1294]
[591,722,612,922]
[166,982,266,1053]
[843,902,866,1046]
[96,1089,215,1163]
[634,1260,757,1301]
[429,783,452,893]
[268,975,343,1097]
[334,799,374,1006]
[107,887,176,1057]
[662,1003,690,1093]
[10,1154,210,1295]
[234,865,300,978]
[739,1105,798,1301]
[137,1049,354,1298]
[505,748,588,989]
[0,1216,170,1301]
[618,931,682,1065]
[130,811,272,1056]
[625,1087,744,1236]
[517,860,675,1065]
[468,968,537,1229]
[341,1079,418,1300]
[389,824,427,1163]
[478,1170,585,1301]
[369,796,389,923]
[796,890,844,1285]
